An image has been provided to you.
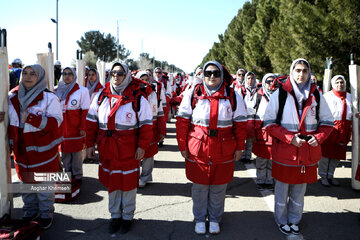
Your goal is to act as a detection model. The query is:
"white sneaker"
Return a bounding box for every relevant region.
[138,179,146,188]
[195,222,206,235]
[209,222,220,234]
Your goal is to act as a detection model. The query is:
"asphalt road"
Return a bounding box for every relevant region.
[11,121,360,240]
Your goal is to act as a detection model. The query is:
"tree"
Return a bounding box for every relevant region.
[243,0,278,76]
[84,51,97,68]
[77,30,130,62]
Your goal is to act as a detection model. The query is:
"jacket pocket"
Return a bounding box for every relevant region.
[187,131,203,157]
[273,140,297,163]
[220,136,237,159]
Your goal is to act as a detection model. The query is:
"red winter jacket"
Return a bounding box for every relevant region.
[9,88,63,182]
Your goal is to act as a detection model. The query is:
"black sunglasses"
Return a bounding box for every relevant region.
[237,73,245,76]
[265,80,274,84]
[110,71,126,77]
[204,70,221,78]
[155,71,162,74]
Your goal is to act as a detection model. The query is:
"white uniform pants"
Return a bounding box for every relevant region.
[140,157,154,183]
[108,189,137,220]
[192,183,227,223]
[274,180,306,225]
[61,151,83,179]
[22,191,55,219]
[255,156,273,184]
[240,138,253,160]
[318,156,340,179]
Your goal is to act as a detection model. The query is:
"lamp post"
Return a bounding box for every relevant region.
[50,0,59,60]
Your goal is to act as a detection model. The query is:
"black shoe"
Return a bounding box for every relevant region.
[22,213,39,222]
[278,224,291,235]
[109,218,122,234]
[241,158,251,163]
[328,178,340,186]
[265,183,274,190]
[289,223,300,235]
[256,183,266,190]
[158,141,164,148]
[120,220,132,234]
[38,217,53,229]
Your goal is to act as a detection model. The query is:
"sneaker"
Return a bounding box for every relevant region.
[278,224,291,235]
[38,217,53,229]
[194,222,206,235]
[209,222,220,234]
[328,178,340,186]
[139,179,147,188]
[109,218,121,234]
[289,223,300,235]
[320,178,330,187]
[120,220,132,234]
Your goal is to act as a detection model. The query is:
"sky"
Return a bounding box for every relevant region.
[0,0,246,72]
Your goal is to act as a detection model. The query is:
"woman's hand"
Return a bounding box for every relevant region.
[355,112,360,118]
[135,147,145,160]
[233,150,243,162]
[87,147,95,159]
[307,135,318,147]
[180,150,188,158]
[291,133,306,147]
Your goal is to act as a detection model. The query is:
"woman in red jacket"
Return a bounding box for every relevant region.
[86,68,103,102]
[55,67,90,182]
[9,64,63,229]
[319,75,351,186]
[176,61,247,235]
[263,59,334,235]
[86,62,153,235]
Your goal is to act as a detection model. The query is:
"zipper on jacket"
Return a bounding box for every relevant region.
[301,165,305,174]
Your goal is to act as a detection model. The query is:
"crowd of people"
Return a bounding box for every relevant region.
[4,56,359,236]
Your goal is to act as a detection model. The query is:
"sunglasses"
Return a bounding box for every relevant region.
[110,71,126,77]
[204,70,221,78]
[62,72,73,76]
[237,73,245,76]
[265,80,274,84]
[155,71,162,74]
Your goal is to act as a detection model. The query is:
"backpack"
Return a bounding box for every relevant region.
[276,85,320,125]
[190,83,237,112]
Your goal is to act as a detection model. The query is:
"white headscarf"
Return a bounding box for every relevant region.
[289,58,312,111]
[236,68,246,85]
[331,75,346,92]
[202,61,224,96]
[244,71,256,90]
[135,71,151,83]
[110,62,132,96]
[86,68,100,96]
[55,67,77,101]
[153,67,163,81]
[18,64,47,116]
[261,73,277,100]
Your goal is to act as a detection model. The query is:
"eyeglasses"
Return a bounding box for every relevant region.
[110,71,126,77]
[61,72,73,76]
[237,73,245,76]
[204,70,221,78]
